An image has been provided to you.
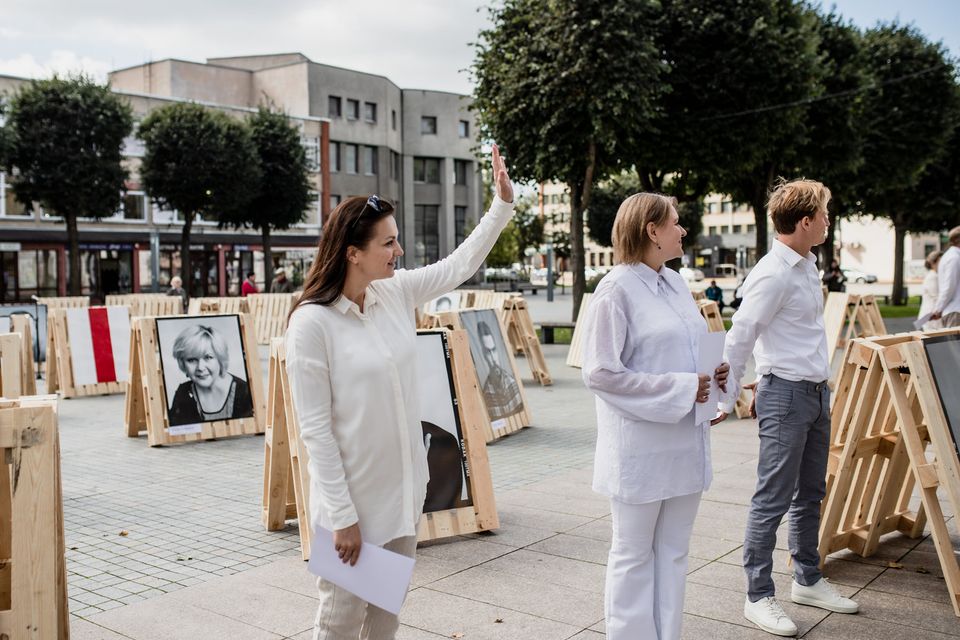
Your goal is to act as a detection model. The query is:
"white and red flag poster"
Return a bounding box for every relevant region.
[65,307,131,386]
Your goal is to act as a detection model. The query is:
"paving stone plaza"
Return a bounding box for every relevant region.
[40,294,958,639]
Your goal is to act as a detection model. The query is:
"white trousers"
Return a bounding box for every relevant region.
[605,492,702,640]
[313,534,418,640]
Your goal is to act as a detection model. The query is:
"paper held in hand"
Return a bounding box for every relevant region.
[307,526,416,615]
[696,331,726,424]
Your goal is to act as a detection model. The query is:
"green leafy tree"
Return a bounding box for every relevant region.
[6,75,133,294]
[139,103,261,297]
[473,0,666,319]
[512,195,545,267]
[486,221,518,268]
[796,10,869,266]
[219,107,312,275]
[857,24,959,304]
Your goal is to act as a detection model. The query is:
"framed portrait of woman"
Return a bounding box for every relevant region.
[155,314,255,430]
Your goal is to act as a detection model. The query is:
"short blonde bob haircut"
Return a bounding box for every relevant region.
[173,324,230,379]
[767,178,831,235]
[612,193,678,264]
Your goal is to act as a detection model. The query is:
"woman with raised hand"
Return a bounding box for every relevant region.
[581,193,728,640]
[285,145,514,640]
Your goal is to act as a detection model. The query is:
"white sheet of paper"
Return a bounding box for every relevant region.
[913,313,933,331]
[696,331,726,425]
[307,526,415,615]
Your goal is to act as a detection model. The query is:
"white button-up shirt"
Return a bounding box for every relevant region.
[284,197,514,546]
[582,263,712,504]
[720,239,829,413]
[935,245,960,317]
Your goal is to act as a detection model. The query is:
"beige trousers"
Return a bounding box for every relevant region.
[313,534,418,640]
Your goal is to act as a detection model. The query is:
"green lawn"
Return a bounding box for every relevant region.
[536,326,573,345]
[877,296,921,318]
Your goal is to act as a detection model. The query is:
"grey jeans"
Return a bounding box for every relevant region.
[744,373,830,602]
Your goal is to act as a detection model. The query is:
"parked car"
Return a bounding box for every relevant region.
[679,267,705,282]
[713,263,738,278]
[841,268,878,283]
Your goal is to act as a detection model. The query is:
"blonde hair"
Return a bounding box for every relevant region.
[612,193,677,264]
[173,324,229,378]
[948,225,960,247]
[767,178,831,234]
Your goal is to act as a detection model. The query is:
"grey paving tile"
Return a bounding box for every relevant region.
[429,565,603,627]
[401,588,580,639]
[802,612,959,639]
[853,588,960,636]
[69,618,133,639]
[481,549,606,594]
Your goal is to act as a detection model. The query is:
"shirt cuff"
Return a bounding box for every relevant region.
[326,503,360,531]
[719,400,736,414]
[489,195,515,217]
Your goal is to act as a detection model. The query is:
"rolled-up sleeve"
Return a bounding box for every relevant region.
[582,291,699,424]
[285,318,358,531]
[395,196,514,308]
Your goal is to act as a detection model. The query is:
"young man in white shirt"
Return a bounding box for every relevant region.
[931,225,960,328]
[715,179,859,636]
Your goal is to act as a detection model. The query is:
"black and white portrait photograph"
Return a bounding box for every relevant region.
[426,292,461,314]
[0,303,48,362]
[459,309,524,422]
[156,315,255,428]
[416,331,472,513]
[923,334,960,455]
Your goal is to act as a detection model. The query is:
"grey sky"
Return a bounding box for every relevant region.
[1,1,956,95]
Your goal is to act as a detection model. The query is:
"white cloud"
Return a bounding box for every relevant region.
[0,50,112,81]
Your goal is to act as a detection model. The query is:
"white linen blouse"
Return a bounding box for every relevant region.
[581,263,712,504]
[284,196,514,546]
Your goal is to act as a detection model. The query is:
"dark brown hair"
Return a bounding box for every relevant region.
[289,196,396,321]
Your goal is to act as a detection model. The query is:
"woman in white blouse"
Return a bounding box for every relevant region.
[285,145,514,640]
[919,250,943,331]
[582,193,729,640]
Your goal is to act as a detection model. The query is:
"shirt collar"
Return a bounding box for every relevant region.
[627,262,678,296]
[772,239,816,268]
[333,288,379,315]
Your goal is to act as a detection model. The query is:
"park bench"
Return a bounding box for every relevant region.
[538,320,576,344]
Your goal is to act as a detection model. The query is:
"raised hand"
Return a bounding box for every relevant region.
[491,143,514,203]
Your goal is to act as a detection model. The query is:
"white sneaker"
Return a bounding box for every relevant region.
[791,578,859,613]
[744,596,798,636]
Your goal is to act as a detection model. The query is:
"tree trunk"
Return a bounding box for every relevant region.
[66,213,81,296]
[569,141,597,322]
[820,206,839,267]
[749,164,777,261]
[261,225,274,287]
[181,213,194,299]
[892,220,907,305]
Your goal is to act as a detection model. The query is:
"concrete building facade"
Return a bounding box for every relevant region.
[0,52,484,302]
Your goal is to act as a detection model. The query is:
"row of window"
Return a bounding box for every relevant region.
[588,251,615,268]
[413,158,471,185]
[326,95,470,138]
[706,201,750,214]
[0,174,321,224]
[706,224,756,235]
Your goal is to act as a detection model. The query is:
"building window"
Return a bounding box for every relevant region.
[420,116,437,135]
[328,96,342,118]
[598,253,605,267]
[746,224,756,233]
[302,136,320,172]
[346,99,359,120]
[454,160,469,186]
[363,146,378,176]
[390,150,401,180]
[330,194,342,210]
[458,120,469,138]
[1,174,31,217]
[413,157,440,183]
[345,144,359,174]
[414,204,440,266]
[329,141,341,172]
[122,192,146,221]
[455,206,468,246]
[590,253,596,267]
[707,202,719,214]
[364,102,377,123]
[722,201,733,213]
[391,110,397,131]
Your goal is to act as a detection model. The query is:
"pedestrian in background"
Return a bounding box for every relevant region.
[241,271,259,297]
[919,250,943,331]
[931,226,960,328]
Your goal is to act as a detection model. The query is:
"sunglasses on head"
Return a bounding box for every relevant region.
[350,195,385,231]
